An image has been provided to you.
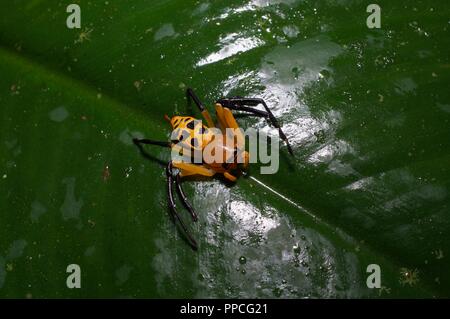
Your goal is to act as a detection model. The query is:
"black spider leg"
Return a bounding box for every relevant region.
[132,138,168,166]
[186,88,215,128]
[175,174,198,222]
[216,98,294,155]
[133,138,171,148]
[187,87,206,112]
[166,161,198,250]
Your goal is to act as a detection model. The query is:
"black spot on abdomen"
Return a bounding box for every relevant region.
[186,120,195,130]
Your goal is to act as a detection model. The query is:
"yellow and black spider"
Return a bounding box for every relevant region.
[133,88,293,250]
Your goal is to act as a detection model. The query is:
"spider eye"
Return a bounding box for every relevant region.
[186,121,195,130]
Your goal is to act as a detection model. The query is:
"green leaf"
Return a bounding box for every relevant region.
[0,0,448,298]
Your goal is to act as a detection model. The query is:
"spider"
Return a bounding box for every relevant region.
[133,88,293,250]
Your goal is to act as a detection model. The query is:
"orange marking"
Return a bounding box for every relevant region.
[201,110,215,128]
[215,103,228,131]
[224,172,237,182]
[223,107,244,147]
[173,162,215,177]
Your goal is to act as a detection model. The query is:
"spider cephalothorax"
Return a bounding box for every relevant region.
[133,88,293,250]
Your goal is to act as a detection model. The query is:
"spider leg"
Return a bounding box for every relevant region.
[175,174,198,222]
[166,161,198,250]
[186,88,215,128]
[215,103,245,147]
[223,172,237,182]
[214,103,228,131]
[172,161,215,178]
[133,138,171,148]
[214,104,250,174]
[216,97,294,155]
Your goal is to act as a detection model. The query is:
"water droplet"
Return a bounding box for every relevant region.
[291,67,300,80]
[239,256,247,265]
[125,166,133,178]
[319,69,331,79]
[49,106,69,122]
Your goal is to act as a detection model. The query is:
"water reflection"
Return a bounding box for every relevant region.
[216,0,299,19]
[229,200,280,242]
[219,35,350,167]
[152,179,367,298]
[196,33,264,67]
